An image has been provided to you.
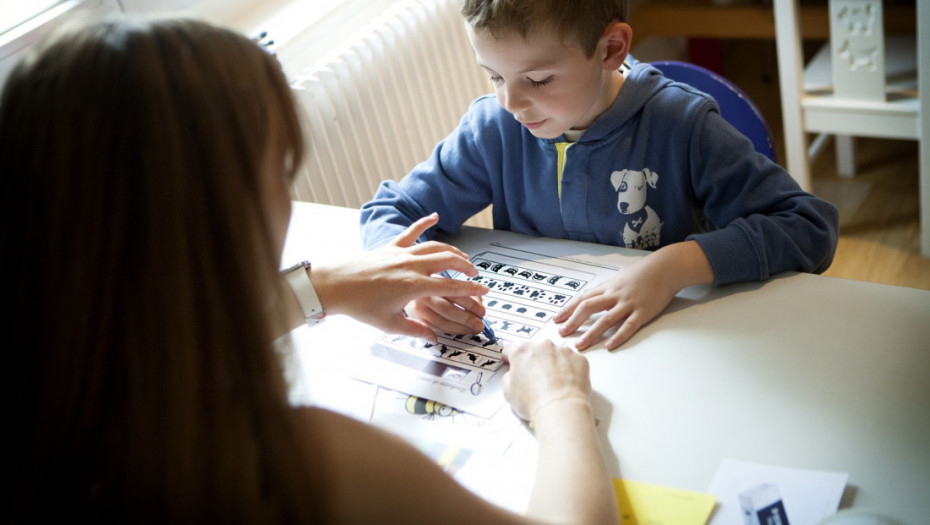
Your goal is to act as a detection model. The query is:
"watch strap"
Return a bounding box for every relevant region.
[283,260,326,324]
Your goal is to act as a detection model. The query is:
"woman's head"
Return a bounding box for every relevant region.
[1,18,321,522]
[1,17,305,266]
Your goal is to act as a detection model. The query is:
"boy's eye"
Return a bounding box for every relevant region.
[488,75,552,88]
[529,76,553,88]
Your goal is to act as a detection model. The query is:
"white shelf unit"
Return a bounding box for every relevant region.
[773,0,929,257]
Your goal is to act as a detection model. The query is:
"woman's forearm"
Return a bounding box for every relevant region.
[527,398,619,525]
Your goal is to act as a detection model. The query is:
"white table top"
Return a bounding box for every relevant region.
[283,201,930,524]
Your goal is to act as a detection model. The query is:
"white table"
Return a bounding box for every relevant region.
[283,201,930,524]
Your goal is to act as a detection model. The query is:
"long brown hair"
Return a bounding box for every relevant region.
[1,18,325,522]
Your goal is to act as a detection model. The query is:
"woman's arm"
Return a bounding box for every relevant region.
[296,340,617,525]
[284,213,490,342]
[297,407,522,525]
[502,340,618,524]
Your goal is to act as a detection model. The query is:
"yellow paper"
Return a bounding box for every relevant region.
[613,479,716,525]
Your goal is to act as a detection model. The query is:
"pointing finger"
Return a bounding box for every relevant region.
[391,213,440,247]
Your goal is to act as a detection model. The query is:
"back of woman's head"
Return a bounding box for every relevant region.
[0,18,323,523]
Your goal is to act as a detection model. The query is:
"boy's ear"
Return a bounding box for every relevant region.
[600,21,632,70]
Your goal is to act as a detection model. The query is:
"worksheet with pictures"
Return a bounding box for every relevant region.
[361,246,603,418]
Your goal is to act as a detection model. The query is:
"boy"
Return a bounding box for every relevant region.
[359,0,839,350]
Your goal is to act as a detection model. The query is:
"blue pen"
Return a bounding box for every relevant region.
[440,270,497,343]
[479,317,498,344]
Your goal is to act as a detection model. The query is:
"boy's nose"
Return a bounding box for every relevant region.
[500,85,530,113]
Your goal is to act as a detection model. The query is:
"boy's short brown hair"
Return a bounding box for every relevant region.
[460,0,628,58]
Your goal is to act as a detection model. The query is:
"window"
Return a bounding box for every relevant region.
[0,0,393,84]
[0,1,67,35]
[0,1,112,82]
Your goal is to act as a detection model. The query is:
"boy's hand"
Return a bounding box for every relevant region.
[403,294,486,336]
[553,241,713,350]
[553,256,676,350]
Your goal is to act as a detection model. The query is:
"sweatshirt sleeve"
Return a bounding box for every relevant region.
[359,101,496,250]
[685,110,840,285]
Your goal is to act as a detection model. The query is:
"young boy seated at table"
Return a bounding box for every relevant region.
[359,0,839,350]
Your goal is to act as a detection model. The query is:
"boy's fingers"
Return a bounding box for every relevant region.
[557,295,608,336]
[605,316,642,350]
[578,306,635,350]
[571,307,617,349]
[558,315,584,337]
[417,298,483,334]
[554,301,584,327]
[554,288,599,322]
[553,297,580,323]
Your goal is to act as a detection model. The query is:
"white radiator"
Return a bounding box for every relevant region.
[289,0,494,228]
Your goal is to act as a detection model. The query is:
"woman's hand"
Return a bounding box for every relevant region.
[501,339,617,525]
[311,213,489,342]
[501,339,592,422]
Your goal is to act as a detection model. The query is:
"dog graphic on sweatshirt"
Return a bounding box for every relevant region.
[610,169,662,250]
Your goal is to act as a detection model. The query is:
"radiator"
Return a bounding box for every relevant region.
[289,0,494,228]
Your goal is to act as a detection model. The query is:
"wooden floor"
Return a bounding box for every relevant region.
[714,39,930,290]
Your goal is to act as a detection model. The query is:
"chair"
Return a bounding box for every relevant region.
[773,0,928,257]
[652,60,777,161]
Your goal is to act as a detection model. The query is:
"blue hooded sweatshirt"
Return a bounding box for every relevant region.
[360,58,839,285]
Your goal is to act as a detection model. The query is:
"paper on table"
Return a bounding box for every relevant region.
[706,459,848,525]
[343,243,618,417]
[614,479,717,525]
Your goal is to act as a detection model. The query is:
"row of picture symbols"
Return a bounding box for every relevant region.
[472,257,588,291]
[433,334,504,371]
[442,350,502,371]
[447,332,503,349]
[484,317,539,339]
[386,332,501,352]
[381,334,505,372]
[485,298,554,322]
[472,275,571,307]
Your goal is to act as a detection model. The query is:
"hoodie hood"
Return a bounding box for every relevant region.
[567,56,715,145]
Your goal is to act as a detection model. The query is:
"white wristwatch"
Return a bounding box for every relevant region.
[282,260,326,325]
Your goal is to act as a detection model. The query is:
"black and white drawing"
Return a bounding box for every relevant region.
[368,249,598,409]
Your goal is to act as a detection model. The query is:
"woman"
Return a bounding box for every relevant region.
[0,18,617,524]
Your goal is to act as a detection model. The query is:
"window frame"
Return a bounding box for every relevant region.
[0,1,115,81]
[0,0,399,85]
[1,1,107,58]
